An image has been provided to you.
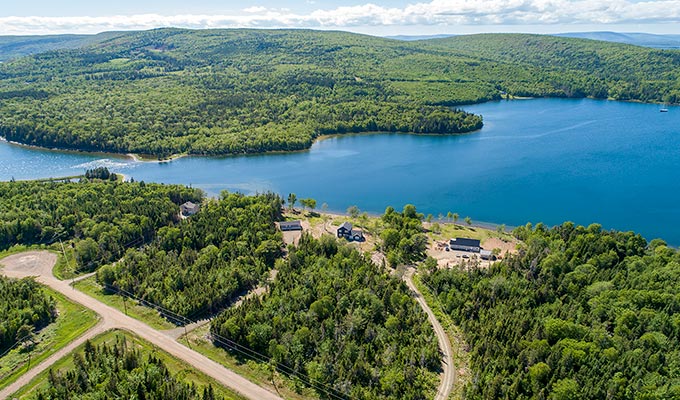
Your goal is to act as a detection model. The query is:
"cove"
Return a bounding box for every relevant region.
[1,98,679,244]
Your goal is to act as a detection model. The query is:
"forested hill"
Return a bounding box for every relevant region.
[0,29,679,157]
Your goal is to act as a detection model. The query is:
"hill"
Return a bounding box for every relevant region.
[0,29,679,157]
[558,31,680,49]
[0,32,125,62]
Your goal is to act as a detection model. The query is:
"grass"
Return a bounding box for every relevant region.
[412,273,471,400]
[9,329,246,400]
[51,247,79,280]
[180,325,320,400]
[72,276,176,330]
[0,285,99,391]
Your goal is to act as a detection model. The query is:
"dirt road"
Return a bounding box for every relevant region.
[0,251,282,400]
[403,268,455,400]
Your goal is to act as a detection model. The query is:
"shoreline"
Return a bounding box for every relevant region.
[2,96,674,162]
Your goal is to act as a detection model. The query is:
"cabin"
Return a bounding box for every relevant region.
[279,220,303,231]
[180,201,200,216]
[449,237,481,253]
[337,222,353,238]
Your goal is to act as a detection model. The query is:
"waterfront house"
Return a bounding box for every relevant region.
[449,237,481,252]
[279,220,303,231]
[349,229,365,241]
[337,222,353,238]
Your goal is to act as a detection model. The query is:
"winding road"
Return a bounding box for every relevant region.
[403,268,455,400]
[0,251,282,400]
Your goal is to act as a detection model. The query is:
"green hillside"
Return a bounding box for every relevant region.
[0,32,124,62]
[0,29,678,157]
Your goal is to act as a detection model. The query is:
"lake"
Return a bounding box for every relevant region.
[1,98,679,244]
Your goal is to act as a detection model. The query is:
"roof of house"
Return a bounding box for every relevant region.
[350,229,363,236]
[181,201,198,208]
[280,220,302,228]
[449,237,481,247]
[339,222,353,231]
[480,249,492,256]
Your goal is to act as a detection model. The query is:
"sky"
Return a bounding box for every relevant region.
[2,0,680,36]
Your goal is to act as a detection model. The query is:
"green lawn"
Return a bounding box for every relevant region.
[10,329,246,400]
[0,285,99,391]
[72,275,176,330]
[180,325,320,400]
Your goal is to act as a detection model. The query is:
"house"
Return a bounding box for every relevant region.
[349,229,365,242]
[449,237,481,253]
[480,249,495,260]
[337,222,353,238]
[180,201,200,216]
[279,220,303,231]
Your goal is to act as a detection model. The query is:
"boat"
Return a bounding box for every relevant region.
[660,108,669,112]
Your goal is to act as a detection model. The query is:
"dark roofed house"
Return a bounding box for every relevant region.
[180,201,200,216]
[279,220,303,231]
[350,229,364,242]
[337,222,352,238]
[449,237,481,253]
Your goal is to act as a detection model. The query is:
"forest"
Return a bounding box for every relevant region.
[2,29,678,156]
[0,276,56,355]
[97,192,283,319]
[31,336,222,400]
[0,179,203,271]
[211,234,440,400]
[424,222,680,398]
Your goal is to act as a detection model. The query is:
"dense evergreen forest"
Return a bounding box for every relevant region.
[2,29,678,156]
[98,192,283,319]
[0,276,56,355]
[424,223,680,398]
[31,336,222,400]
[211,234,440,400]
[0,180,202,270]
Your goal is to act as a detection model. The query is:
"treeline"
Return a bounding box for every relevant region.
[0,180,202,270]
[424,222,680,398]
[0,276,56,354]
[98,192,283,319]
[211,234,440,399]
[32,336,222,400]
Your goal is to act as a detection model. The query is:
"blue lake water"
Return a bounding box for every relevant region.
[1,98,679,244]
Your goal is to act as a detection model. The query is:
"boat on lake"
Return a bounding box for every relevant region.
[660,108,669,112]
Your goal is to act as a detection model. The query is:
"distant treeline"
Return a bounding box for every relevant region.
[9,29,680,156]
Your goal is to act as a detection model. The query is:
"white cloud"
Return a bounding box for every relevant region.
[2,0,680,35]
[243,6,268,13]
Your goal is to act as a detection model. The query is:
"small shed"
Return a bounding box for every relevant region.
[480,249,495,260]
[180,201,200,216]
[449,237,481,253]
[279,220,303,231]
[337,222,353,238]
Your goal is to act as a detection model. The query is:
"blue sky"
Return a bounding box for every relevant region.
[2,0,680,36]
